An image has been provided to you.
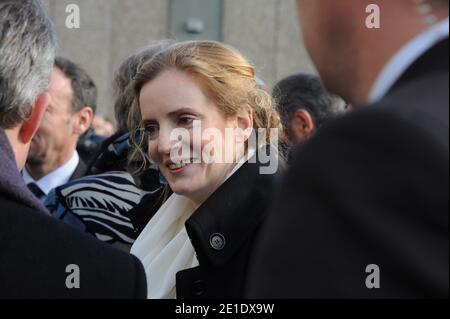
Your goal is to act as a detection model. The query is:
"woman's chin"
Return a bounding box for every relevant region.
[170,182,209,204]
[170,182,197,198]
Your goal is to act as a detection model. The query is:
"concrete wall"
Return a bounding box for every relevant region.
[41,0,315,120]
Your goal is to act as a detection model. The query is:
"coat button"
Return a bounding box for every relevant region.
[209,233,226,251]
[192,280,205,296]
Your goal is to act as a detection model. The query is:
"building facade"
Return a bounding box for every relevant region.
[41,0,315,119]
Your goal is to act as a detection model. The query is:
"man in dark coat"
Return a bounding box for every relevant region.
[0,0,146,298]
[247,0,449,298]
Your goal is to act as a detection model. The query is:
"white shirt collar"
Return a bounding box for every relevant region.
[23,151,80,195]
[370,17,449,103]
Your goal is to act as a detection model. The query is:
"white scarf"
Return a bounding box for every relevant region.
[131,148,256,299]
[130,194,199,299]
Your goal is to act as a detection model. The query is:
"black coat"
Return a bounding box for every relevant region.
[175,148,283,299]
[0,126,146,298]
[69,159,88,181]
[247,39,449,298]
[0,195,147,298]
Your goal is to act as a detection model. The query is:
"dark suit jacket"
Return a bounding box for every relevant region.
[0,125,146,298]
[69,158,87,181]
[247,39,449,298]
[175,147,284,299]
[0,195,147,298]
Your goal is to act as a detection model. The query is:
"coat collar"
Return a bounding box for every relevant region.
[70,158,87,181]
[23,151,82,195]
[0,128,49,215]
[390,38,449,97]
[185,145,282,267]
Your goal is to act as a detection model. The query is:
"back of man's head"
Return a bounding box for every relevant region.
[0,0,57,129]
[273,73,348,143]
[296,0,449,105]
[54,57,97,115]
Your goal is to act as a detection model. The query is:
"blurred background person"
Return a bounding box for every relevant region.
[92,114,115,137]
[76,124,108,163]
[85,40,175,175]
[273,73,349,159]
[23,57,95,201]
[248,0,449,298]
[77,113,115,163]
[46,43,172,251]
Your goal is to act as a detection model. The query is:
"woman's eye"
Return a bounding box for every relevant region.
[144,125,159,139]
[178,116,195,126]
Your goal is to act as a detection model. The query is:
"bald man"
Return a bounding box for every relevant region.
[248,0,448,298]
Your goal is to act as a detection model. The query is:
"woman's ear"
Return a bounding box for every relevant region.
[236,104,254,141]
[19,92,51,144]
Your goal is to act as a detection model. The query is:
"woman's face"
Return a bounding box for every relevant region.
[139,69,244,204]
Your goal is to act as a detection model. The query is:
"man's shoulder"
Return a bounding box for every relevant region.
[0,195,146,299]
[374,71,449,144]
[291,74,449,176]
[359,73,449,156]
[315,70,449,155]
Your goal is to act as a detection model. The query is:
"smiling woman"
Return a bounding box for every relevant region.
[137,68,251,204]
[128,40,283,299]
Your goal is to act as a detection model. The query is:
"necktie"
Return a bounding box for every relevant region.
[27,182,45,199]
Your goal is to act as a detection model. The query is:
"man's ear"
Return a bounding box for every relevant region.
[19,92,51,144]
[236,104,254,142]
[73,106,94,135]
[291,108,315,143]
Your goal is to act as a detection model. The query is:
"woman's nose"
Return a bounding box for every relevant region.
[156,126,190,160]
[156,127,173,155]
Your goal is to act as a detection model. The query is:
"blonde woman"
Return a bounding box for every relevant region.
[129,41,283,299]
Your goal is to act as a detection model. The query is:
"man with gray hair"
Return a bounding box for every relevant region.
[273,73,348,153]
[0,0,146,298]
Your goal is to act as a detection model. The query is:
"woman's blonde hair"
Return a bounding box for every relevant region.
[128,40,282,168]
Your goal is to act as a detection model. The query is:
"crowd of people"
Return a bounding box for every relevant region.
[0,0,448,299]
